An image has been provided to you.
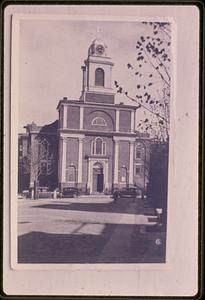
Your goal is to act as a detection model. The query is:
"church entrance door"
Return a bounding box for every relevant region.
[92,163,104,193]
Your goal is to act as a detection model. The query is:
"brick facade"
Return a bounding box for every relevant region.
[57,38,151,194]
[18,38,151,196]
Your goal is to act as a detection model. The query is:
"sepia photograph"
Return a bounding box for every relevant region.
[17,17,171,264]
[3,4,199,297]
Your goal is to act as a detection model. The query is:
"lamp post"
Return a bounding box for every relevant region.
[122,164,128,188]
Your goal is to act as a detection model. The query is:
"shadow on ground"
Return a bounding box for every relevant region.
[18,223,166,264]
[32,198,145,215]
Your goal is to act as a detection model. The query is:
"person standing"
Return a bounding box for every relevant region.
[113,189,119,202]
[133,188,137,202]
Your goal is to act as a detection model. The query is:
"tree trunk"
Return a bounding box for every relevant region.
[33,180,39,200]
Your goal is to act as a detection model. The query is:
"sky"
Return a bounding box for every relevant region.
[18,18,168,132]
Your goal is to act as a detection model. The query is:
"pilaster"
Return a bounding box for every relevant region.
[129,141,134,185]
[59,137,67,183]
[77,138,84,183]
[104,160,109,189]
[80,106,84,130]
[116,109,120,132]
[131,110,135,133]
[63,105,67,129]
[114,140,119,184]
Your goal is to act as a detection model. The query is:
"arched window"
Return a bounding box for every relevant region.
[95,68,104,86]
[135,142,144,159]
[91,137,106,155]
[92,117,107,126]
[66,166,76,182]
[134,163,142,176]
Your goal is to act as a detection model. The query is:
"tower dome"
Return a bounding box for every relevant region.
[88,38,108,57]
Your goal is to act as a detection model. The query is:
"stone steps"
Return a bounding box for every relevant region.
[80,194,111,198]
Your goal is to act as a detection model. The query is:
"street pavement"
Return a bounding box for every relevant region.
[18,196,166,263]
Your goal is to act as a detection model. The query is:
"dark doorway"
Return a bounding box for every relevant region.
[97,172,104,192]
[92,163,104,193]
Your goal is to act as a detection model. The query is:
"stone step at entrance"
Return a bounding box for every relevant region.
[80,194,111,198]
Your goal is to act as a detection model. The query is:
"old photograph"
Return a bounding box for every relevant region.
[16,17,171,264]
[3,3,200,296]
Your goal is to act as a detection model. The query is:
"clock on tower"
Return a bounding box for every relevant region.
[80,38,115,104]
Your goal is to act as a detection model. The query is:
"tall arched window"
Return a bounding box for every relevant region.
[66,166,76,182]
[95,68,104,86]
[91,137,106,155]
[135,142,144,159]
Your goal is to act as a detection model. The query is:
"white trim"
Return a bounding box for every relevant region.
[87,158,109,193]
[116,109,120,132]
[134,110,137,131]
[60,133,85,139]
[114,140,119,184]
[129,141,134,184]
[91,137,106,155]
[63,105,67,129]
[77,138,83,183]
[61,138,67,182]
[113,136,136,142]
[131,110,135,133]
[91,116,107,126]
[79,106,84,130]
[104,160,109,189]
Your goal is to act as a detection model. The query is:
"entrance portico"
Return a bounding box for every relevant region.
[87,158,109,194]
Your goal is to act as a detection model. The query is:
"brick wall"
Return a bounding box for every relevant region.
[66,138,78,168]
[85,92,115,104]
[133,140,151,189]
[119,110,131,132]
[67,106,80,129]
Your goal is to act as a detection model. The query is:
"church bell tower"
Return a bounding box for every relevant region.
[80,38,115,104]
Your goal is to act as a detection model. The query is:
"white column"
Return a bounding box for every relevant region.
[134,110,137,131]
[104,160,109,189]
[87,160,91,190]
[77,138,83,183]
[80,106,84,130]
[87,160,93,192]
[114,140,119,184]
[116,109,120,132]
[60,137,67,182]
[63,105,67,129]
[131,110,135,132]
[129,141,134,185]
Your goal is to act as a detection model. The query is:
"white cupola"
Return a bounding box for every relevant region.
[80,38,115,104]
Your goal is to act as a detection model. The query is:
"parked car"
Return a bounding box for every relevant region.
[20,190,29,198]
[38,186,49,193]
[118,187,142,198]
[37,186,53,199]
[59,187,79,198]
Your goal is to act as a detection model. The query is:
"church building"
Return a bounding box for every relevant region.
[57,38,150,194]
